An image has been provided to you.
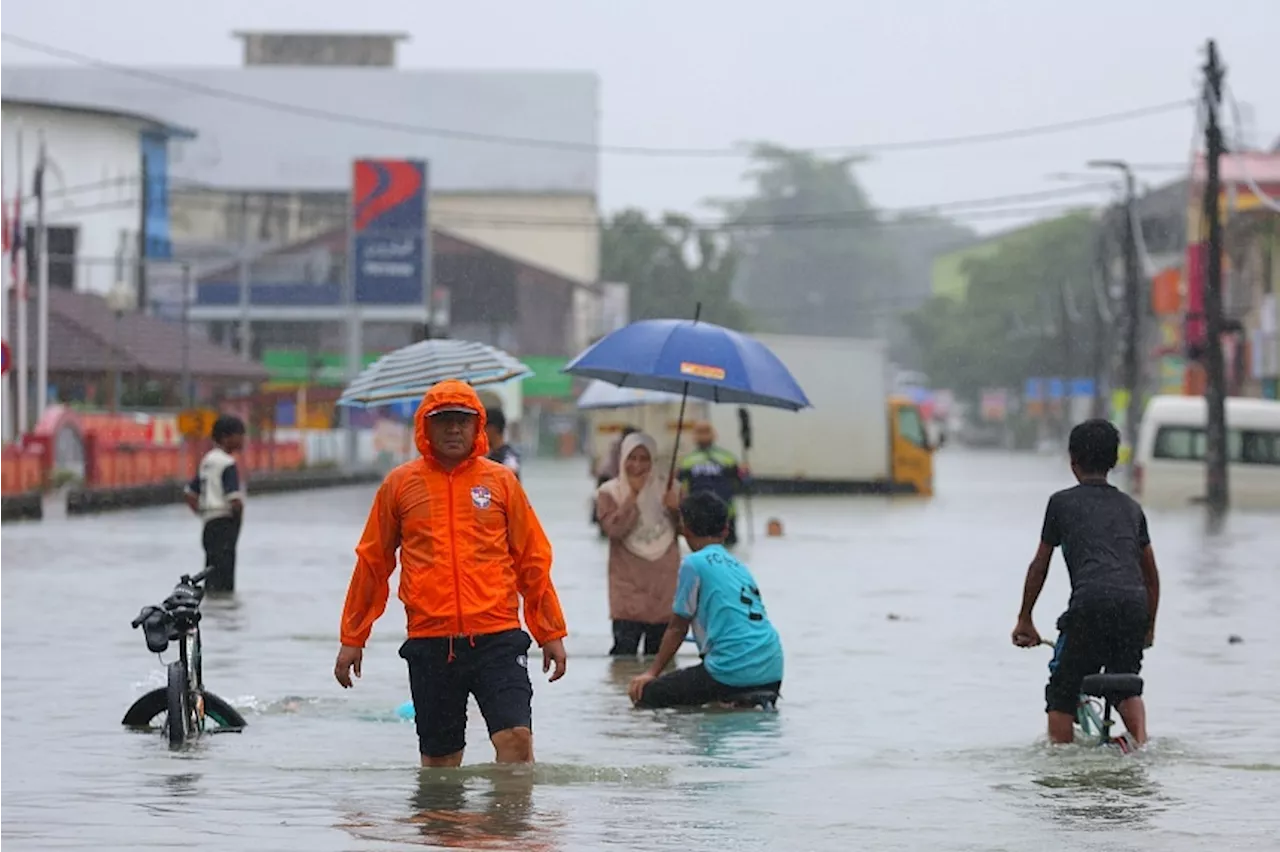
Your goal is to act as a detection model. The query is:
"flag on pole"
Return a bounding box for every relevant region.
[4,188,24,299]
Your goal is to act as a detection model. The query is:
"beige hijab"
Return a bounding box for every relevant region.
[597,431,677,562]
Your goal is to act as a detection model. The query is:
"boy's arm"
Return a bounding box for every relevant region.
[1014,497,1058,646]
[338,475,403,649]
[645,558,699,679]
[183,473,200,514]
[506,478,568,648]
[221,463,244,518]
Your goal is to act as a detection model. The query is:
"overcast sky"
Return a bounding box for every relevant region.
[4,0,1278,232]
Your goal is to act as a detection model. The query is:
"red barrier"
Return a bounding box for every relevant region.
[1,444,46,495]
[82,437,307,489]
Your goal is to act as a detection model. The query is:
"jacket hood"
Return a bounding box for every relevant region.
[414,380,490,462]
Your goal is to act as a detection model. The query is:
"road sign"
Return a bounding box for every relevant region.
[1,340,9,376]
[177,408,219,439]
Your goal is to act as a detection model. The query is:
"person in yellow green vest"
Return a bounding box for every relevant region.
[677,421,745,548]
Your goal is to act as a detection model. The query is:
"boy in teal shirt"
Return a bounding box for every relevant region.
[628,492,784,708]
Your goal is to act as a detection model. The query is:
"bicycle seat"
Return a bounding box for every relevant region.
[722,690,780,710]
[1080,673,1143,700]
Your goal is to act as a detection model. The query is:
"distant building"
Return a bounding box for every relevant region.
[2,30,604,373]
[0,96,194,304]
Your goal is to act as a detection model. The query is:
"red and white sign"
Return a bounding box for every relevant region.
[1,339,9,376]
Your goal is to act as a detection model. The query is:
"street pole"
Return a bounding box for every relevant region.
[1202,39,1229,513]
[237,194,252,362]
[14,122,29,437]
[1089,159,1143,484]
[0,119,11,445]
[180,261,192,407]
[34,131,49,422]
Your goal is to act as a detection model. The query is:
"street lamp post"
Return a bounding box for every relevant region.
[106,281,136,412]
[1087,159,1143,486]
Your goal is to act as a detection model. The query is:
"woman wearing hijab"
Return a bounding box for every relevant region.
[595,431,683,656]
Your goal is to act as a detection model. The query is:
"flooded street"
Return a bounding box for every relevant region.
[3,449,1278,851]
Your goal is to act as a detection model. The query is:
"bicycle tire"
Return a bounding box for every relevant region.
[123,687,247,730]
[166,662,189,746]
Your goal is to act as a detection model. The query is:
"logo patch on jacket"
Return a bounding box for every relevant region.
[470,485,492,509]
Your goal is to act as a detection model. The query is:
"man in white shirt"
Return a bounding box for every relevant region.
[184,415,246,593]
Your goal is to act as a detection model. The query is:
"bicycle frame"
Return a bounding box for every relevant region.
[177,624,206,734]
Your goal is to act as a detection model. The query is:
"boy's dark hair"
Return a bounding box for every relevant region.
[211,415,246,442]
[680,491,730,538]
[487,408,506,433]
[1068,418,1121,474]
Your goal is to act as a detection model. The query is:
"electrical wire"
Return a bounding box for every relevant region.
[2,32,1195,159]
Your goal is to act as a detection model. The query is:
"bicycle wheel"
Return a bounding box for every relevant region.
[166,661,190,746]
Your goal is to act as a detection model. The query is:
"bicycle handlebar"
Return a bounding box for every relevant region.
[185,567,214,587]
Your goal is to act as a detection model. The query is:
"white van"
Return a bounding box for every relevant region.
[1134,395,1280,510]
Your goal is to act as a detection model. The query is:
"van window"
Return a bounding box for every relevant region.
[1152,426,1280,465]
[896,406,928,448]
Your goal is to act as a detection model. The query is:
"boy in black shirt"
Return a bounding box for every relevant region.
[1012,419,1161,746]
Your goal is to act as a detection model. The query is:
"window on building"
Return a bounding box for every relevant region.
[25,225,78,290]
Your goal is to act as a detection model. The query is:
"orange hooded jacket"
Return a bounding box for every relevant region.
[339,380,567,652]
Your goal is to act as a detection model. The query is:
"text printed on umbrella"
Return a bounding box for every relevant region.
[679,362,726,381]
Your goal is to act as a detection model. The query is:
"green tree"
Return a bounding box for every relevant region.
[600,208,750,329]
[712,143,899,337]
[903,212,1099,398]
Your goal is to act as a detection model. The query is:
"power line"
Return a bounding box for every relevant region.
[39,183,1103,233]
[2,32,1194,159]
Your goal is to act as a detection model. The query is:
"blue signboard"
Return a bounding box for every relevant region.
[141,132,171,259]
[1024,378,1045,401]
[1069,378,1096,398]
[351,159,429,305]
[1047,378,1065,401]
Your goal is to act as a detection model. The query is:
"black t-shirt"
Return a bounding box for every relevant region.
[1040,482,1150,607]
[488,444,521,481]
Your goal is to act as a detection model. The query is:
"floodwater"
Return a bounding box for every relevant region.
[3,450,1278,851]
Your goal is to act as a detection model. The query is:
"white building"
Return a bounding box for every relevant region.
[0,97,195,300]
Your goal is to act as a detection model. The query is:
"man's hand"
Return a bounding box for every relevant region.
[542,638,567,682]
[1144,624,1155,649]
[184,493,199,514]
[628,672,656,704]
[1012,617,1042,648]
[334,645,363,688]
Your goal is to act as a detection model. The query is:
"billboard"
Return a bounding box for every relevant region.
[351,159,430,305]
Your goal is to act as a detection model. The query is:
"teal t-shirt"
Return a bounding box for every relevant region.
[673,544,784,687]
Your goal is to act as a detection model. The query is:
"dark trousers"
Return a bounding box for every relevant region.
[610,620,667,656]
[202,516,241,593]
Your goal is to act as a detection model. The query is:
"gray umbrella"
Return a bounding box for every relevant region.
[337,339,532,408]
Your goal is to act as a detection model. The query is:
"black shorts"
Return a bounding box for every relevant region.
[636,662,781,709]
[399,629,533,758]
[1045,597,1148,715]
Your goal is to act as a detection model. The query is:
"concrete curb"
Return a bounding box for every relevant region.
[65,468,384,516]
[1,491,44,523]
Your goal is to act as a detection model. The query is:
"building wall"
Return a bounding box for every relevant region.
[171,189,598,286]
[0,103,151,296]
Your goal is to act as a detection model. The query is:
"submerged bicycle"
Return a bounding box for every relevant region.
[121,567,247,746]
[1043,637,1143,753]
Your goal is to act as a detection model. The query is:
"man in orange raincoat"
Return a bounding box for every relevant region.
[334,380,569,766]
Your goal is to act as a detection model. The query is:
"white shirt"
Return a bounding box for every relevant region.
[185,447,245,521]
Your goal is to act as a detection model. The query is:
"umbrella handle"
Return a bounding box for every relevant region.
[664,301,701,490]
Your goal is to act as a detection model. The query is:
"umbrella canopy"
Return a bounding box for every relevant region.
[575,379,685,410]
[563,318,811,411]
[337,339,532,408]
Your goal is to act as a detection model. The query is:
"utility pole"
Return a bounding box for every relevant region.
[237,194,253,362]
[34,132,49,423]
[180,262,192,407]
[1089,159,1142,484]
[1202,39,1229,513]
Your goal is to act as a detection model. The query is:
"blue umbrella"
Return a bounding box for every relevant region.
[562,317,811,411]
[564,305,811,485]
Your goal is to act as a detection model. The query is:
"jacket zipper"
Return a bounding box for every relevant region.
[447,470,465,642]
